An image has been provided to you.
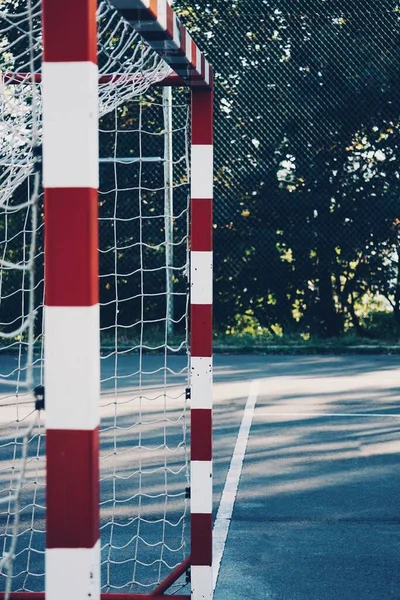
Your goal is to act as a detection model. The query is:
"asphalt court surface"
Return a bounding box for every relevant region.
[213,355,400,600]
[0,354,399,598]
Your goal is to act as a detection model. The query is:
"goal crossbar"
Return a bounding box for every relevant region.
[109,0,212,89]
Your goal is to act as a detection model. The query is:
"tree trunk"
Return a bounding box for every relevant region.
[315,198,343,338]
[394,245,400,324]
[347,294,366,337]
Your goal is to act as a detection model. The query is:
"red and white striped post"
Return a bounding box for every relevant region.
[190,88,213,599]
[42,1,101,598]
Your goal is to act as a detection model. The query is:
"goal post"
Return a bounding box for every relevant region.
[0,1,213,599]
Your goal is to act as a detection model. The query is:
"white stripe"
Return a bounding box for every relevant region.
[186,31,193,64]
[191,145,213,199]
[46,541,100,600]
[173,13,181,46]
[157,0,167,30]
[191,565,213,600]
[196,45,202,73]
[213,380,259,591]
[45,305,100,430]
[42,62,98,188]
[204,61,210,85]
[191,356,213,409]
[191,251,212,305]
[256,412,400,419]
[191,460,212,514]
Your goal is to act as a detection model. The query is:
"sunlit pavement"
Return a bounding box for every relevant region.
[213,355,400,600]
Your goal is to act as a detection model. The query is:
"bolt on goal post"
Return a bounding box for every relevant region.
[0,0,213,599]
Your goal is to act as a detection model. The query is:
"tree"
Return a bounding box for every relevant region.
[175,0,400,338]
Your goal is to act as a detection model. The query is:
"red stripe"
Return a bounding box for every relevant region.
[0,596,45,599]
[191,199,212,252]
[100,0,212,89]
[5,562,179,598]
[180,24,186,54]
[149,0,158,17]
[191,409,212,461]
[188,45,203,85]
[192,89,213,145]
[45,188,99,307]
[191,513,212,565]
[112,596,189,600]
[166,3,175,40]
[191,304,212,357]
[151,557,191,595]
[191,40,197,71]
[47,428,99,548]
[209,66,214,89]
[42,0,97,63]
[158,74,186,86]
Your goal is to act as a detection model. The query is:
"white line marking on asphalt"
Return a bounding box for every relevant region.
[255,412,400,418]
[213,379,259,591]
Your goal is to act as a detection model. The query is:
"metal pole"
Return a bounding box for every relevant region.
[163,86,174,338]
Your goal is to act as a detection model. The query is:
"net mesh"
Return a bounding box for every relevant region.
[0,0,191,596]
[98,91,191,594]
[0,0,171,204]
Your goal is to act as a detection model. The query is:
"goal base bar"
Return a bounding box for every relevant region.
[0,595,190,599]
[0,557,191,599]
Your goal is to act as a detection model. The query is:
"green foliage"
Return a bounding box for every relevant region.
[174,0,400,339]
[360,310,400,340]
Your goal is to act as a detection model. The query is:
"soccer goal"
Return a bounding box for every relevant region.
[0,1,213,599]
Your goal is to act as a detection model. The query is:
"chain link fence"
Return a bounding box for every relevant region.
[2,1,400,346]
[98,90,190,345]
[175,0,400,343]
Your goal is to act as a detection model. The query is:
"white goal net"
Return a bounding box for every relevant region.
[98,91,191,594]
[0,0,191,596]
